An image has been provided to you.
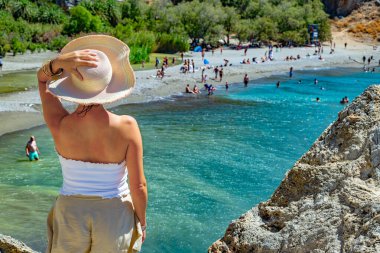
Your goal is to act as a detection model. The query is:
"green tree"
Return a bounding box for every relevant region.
[80,0,121,27]
[63,6,103,35]
[220,0,250,12]
[242,0,260,19]
[37,4,66,24]
[9,0,37,21]
[252,17,278,42]
[149,1,186,35]
[121,0,147,21]
[177,0,225,41]
[235,19,253,42]
[223,6,239,45]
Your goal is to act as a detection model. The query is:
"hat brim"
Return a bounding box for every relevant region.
[47,35,135,105]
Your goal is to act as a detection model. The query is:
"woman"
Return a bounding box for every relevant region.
[37,35,147,253]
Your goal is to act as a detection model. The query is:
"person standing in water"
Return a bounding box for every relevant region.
[243,74,249,87]
[25,136,40,161]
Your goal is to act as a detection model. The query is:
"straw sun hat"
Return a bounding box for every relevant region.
[47,35,135,104]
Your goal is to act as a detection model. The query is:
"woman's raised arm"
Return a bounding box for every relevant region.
[37,50,98,132]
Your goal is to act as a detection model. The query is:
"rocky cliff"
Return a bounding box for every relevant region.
[322,0,376,17]
[209,86,380,253]
[0,234,37,253]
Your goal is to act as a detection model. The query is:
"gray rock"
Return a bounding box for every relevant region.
[321,0,372,17]
[0,234,38,253]
[209,85,380,253]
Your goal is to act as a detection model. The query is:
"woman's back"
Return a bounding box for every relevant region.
[53,105,133,164]
[37,36,147,251]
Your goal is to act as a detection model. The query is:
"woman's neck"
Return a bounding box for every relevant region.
[75,104,105,116]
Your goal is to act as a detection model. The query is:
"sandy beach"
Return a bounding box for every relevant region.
[1,37,379,137]
[0,111,43,136]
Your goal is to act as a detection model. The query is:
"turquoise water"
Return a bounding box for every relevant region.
[0,68,379,252]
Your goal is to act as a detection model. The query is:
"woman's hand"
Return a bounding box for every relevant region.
[52,50,99,80]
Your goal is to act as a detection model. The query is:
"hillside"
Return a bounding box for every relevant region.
[332,0,380,43]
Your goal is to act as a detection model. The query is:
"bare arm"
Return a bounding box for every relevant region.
[125,117,147,242]
[37,50,98,133]
[37,67,68,132]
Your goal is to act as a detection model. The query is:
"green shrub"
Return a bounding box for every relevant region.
[129,45,150,64]
[0,46,6,57]
[114,22,134,41]
[3,44,11,54]
[10,37,27,56]
[155,33,189,53]
[28,42,37,53]
[48,35,69,51]
[130,31,155,50]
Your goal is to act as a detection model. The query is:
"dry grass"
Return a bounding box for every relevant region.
[331,1,380,41]
[348,20,380,39]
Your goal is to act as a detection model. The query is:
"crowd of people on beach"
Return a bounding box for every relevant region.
[284,55,301,61]
[145,41,379,103]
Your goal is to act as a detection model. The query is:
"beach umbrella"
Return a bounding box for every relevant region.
[194,46,202,52]
[203,59,209,65]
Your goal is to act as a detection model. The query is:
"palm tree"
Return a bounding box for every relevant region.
[10,0,34,21]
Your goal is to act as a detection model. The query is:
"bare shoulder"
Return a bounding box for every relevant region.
[119,115,138,126]
[112,114,141,141]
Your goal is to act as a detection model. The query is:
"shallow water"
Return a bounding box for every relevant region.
[0,68,379,252]
[0,70,37,93]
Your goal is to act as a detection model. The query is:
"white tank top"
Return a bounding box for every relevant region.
[58,153,130,198]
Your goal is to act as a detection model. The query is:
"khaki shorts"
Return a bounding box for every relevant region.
[46,194,142,253]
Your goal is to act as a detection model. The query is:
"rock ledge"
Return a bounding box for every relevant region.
[0,234,37,253]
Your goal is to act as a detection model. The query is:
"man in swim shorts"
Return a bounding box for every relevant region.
[25,136,40,161]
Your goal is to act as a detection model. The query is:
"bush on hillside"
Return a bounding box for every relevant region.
[80,0,121,27]
[37,4,66,24]
[129,45,150,64]
[10,37,27,56]
[48,35,69,51]
[114,22,156,54]
[63,6,103,35]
